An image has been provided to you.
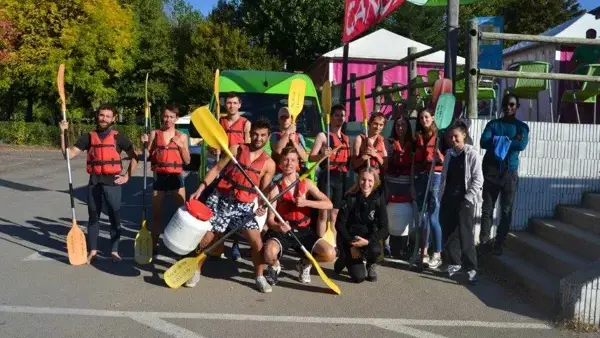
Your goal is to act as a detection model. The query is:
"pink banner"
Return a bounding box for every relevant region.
[343,0,405,44]
[332,61,443,121]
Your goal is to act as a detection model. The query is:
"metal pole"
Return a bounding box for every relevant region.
[445,0,459,83]
[407,47,417,113]
[349,73,357,122]
[480,32,600,46]
[341,44,350,103]
[467,20,479,119]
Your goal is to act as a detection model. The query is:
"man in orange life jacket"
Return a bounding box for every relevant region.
[260,146,336,290]
[141,104,191,255]
[215,92,251,260]
[271,107,308,174]
[308,104,351,245]
[59,104,138,263]
[188,118,276,292]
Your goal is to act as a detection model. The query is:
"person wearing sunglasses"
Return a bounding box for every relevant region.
[478,93,529,256]
[271,107,309,175]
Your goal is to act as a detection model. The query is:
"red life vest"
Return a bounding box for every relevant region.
[273,131,302,172]
[414,132,444,173]
[328,132,350,173]
[86,130,122,175]
[216,144,269,203]
[151,130,184,174]
[276,179,311,229]
[388,139,413,176]
[220,116,247,146]
[356,134,385,173]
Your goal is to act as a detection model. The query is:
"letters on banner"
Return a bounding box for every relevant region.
[343,0,405,43]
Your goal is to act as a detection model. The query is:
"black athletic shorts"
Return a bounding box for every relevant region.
[317,171,346,209]
[153,173,184,191]
[264,227,320,259]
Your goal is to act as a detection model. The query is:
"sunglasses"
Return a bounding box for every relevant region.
[507,102,517,107]
[279,115,290,119]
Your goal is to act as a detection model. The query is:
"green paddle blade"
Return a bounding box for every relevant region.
[434,93,456,130]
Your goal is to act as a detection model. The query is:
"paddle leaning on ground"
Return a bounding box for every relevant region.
[163,143,334,289]
[164,106,341,295]
[134,72,153,265]
[57,64,88,266]
[320,80,335,246]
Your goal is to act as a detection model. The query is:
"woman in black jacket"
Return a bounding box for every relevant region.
[334,167,389,283]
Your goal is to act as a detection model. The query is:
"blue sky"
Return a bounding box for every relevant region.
[188,0,597,15]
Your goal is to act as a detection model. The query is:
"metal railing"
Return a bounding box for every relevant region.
[466,20,600,120]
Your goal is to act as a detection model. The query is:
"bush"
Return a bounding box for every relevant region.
[0,121,146,149]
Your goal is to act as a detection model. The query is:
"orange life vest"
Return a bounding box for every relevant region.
[388,139,413,177]
[220,116,247,146]
[273,131,302,172]
[276,179,311,229]
[86,130,122,175]
[356,134,385,173]
[327,132,350,173]
[151,130,184,174]
[414,132,444,173]
[216,144,269,203]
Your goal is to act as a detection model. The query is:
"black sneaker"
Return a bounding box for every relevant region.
[366,263,378,282]
[492,245,503,256]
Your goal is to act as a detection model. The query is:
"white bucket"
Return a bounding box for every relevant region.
[387,202,413,236]
[163,206,213,255]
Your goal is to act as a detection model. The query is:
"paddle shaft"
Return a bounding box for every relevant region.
[61,109,76,221]
[326,122,331,225]
[142,73,149,222]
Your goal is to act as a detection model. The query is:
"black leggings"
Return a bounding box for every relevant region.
[87,184,122,252]
[340,240,381,283]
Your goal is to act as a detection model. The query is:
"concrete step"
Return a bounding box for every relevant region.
[555,205,600,236]
[505,232,588,278]
[529,218,600,262]
[487,249,559,313]
[583,193,600,212]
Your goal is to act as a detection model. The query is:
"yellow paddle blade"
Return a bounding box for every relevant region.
[300,247,341,295]
[321,81,331,125]
[190,106,230,154]
[359,82,368,125]
[164,253,207,289]
[134,220,153,265]
[322,221,335,246]
[144,73,150,119]
[288,78,306,122]
[67,221,87,266]
[57,64,66,114]
[214,69,220,117]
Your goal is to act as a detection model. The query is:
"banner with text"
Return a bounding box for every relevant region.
[343,0,406,44]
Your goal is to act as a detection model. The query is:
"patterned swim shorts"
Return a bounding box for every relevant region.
[205,190,261,234]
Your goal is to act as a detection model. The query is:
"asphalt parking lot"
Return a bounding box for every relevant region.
[0,146,589,338]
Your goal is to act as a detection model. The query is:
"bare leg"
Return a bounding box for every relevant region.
[312,239,336,263]
[242,229,264,277]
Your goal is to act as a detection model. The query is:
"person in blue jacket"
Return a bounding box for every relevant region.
[478,93,529,256]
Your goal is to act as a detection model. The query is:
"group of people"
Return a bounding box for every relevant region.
[58,90,529,294]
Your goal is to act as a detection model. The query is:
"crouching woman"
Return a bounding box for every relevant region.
[334,167,389,283]
[439,121,483,284]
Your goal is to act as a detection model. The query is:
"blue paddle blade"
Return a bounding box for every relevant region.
[434,93,456,130]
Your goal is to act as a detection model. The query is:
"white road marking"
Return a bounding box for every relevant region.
[373,322,447,338]
[130,314,205,338]
[0,305,553,330]
[23,250,178,264]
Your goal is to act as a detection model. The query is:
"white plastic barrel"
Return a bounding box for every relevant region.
[387,202,413,236]
[163,205,213,255]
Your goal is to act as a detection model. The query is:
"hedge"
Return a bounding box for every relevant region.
[0,121,146,150]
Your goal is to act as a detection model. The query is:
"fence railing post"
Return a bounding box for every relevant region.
[407,47,417,115]
[467,20,479,119]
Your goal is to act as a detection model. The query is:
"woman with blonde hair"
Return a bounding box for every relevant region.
[334,167,389,283]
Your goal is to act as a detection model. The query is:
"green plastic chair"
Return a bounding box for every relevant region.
[505,61,553,122]
[455,65,497,117]
[558,64,600,124]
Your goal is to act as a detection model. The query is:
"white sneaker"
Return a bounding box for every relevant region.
[184,270,201,288]
[467,270,477,285]
[256,276,272,293]
[296,259,312,283]
[447,264,462,277]
[266,262,281,285]
[428,254,442,269]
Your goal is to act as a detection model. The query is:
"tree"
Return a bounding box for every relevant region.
[208,0,243,28]
[381,3,447,48]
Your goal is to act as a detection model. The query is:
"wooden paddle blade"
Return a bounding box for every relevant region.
[164,254,206,289]
[321,81,331,124]
[214,69,220,117]
[434,93,456,130]
[134,221,153,265]
[288,78,306,121]
[322,221,335,246]
[190,106,229,152]
[300,247,341,295]
[66,221,87,266]
[359,82,368,124]
[431,78,452,107]
[57,64,66,114]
